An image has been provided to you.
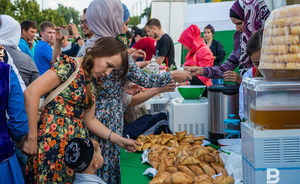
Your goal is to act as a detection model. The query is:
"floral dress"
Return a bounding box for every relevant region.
[91,58,172,184]
[26,55,96,184]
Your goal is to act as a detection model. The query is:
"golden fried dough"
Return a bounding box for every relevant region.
[200,163,216,176]
[178,165,197,177]
[213,175,234,184]
[171,172,193,184]
[188,164,204,175]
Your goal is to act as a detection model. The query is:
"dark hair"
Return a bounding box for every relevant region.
[246,29,264,56]
[21,20,37,31]
[82,37,129,108]
[204,24,215,35]
[83,8,87,14]
[135,28,147,37]
[126,30,133,39]
[39,21,55,32]
[131,25,138,31]
[146,18,161,29]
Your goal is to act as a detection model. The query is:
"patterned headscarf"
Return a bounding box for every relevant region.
[78,0,124,56]
[230,0,244,21]
[232,0,270,74]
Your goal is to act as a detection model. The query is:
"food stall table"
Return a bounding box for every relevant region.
[120,148,152,184]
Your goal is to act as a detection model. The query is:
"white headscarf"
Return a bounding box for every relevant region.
[0,15,21,49]
[77,0,123,56]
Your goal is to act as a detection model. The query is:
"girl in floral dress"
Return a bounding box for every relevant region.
[83,0,192,183]
[22,37,139,184]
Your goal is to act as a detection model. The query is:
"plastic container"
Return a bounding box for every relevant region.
[145,55,159,74]
[220,145,241,154]
[218,138,241,146]
[259,4,300,80]
[247,78,300,129]
[177,85,206,99]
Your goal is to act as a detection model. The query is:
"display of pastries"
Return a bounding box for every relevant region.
[144,132,233,184]
[136,131,205,151]
[259,5,300,74]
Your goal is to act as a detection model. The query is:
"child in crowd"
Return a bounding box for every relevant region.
[64,138,106,184]
[239,29,263,121]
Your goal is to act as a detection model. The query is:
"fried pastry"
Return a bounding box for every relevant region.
[188,164,204,175]
[212,175,234,184]
[263,45,288,55]
[165,166,178,173]
[181,156,200,165]
[199,162,216,176]
[178,165,197,177]
[175,131,187,141]
[272,35,299,45]
[211,163,228,176]
[289,45,300,53]
[171,172,193,184]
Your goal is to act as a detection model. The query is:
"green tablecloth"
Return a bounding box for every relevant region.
[120,149,152,184]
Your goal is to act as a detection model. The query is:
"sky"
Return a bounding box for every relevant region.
[35,0,151,16]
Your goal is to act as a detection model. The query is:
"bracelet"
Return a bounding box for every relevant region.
[75,35,82,42]
[108,130,113,142]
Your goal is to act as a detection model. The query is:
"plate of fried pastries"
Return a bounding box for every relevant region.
[259,4,300,79]
[136,132,234,184]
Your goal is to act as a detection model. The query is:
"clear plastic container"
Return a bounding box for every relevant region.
[259,4,300,79]
[247,78,300,129]
[146,55,159,74]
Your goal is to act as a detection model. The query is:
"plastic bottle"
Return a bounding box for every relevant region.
[146,55,160,74]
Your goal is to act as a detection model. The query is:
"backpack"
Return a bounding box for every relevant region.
[123,112,172,140]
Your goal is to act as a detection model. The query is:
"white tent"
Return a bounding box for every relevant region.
[184,1,235,32]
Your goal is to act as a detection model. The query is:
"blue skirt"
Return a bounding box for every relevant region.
[0,154,24,184]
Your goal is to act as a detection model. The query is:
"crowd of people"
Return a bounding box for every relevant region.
[0,0,271,183]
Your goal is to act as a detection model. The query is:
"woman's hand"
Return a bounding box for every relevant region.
[130,49,146,61]
[21,135,37,155]
[185,66,204,76]
[223,71,242,84]
[171,70,192,83]
[158,80,176,93]
[55,27,64,42]
[118,137,140,152]
[126,83,145,95]
[68,23,80,38]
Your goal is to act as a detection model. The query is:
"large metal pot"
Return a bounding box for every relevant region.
[208,84,239,144]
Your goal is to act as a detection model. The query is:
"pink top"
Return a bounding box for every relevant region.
[178,24,214,87]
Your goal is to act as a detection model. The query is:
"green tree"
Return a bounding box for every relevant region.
[57,4,80,25]
[141,6,151,20]
[12,0,42,23]
[40,8,66,27]
[0,0,16,16]
[128,16,140,26]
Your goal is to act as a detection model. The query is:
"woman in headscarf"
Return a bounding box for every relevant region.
[187,0,270,83]
[178,24,214,88]
[82,0,191,183]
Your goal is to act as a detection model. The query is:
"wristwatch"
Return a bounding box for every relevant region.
[75,35,82,42]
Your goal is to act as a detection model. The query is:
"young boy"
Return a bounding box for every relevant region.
[64,138,106,184]
[239,29,263,121]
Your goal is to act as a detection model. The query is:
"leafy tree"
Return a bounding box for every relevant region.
[57,4,80,25]
[128,16,140,26]
[141,6,151,20]
[12,0,42,23]
[40,8,66,27]
[0,0,81,29]
[0,0,16,16]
